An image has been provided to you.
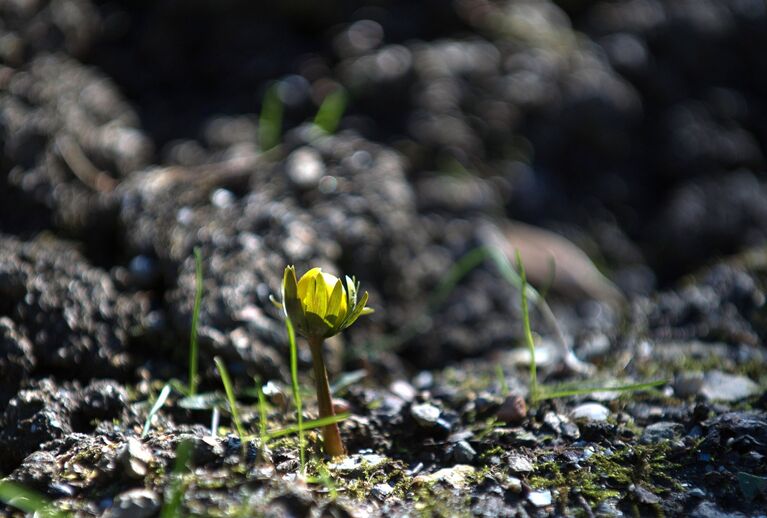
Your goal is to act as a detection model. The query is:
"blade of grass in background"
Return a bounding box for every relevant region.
[160,439,193,518]
[214,357,246,444]
[286,317,305,472]
[495,364,510,397]
[254,377,269,447]
[515,250,538,402]
[259,83,283,151]
[0,481,68,518]
[142,383,172,438]
[189,247,203,396]
[313,88,347,134]
[264,413,350,441]
[535,379,667,400]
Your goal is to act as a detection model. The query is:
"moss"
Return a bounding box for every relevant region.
[530,443,680,510]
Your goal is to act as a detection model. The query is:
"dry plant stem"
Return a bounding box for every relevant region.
[308,336,346,457]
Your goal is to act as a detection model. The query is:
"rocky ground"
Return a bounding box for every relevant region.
[0,0,766,516]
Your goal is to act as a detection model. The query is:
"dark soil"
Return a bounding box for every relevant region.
[1,0,766,516]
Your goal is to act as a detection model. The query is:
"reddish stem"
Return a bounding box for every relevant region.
[308,336,346,457]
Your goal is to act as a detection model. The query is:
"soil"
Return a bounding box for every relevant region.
[0,0,766,516]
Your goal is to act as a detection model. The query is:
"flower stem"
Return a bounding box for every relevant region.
[308,336,346,457]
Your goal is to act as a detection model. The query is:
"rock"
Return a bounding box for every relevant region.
[497,394,527,425]
[118,438,154,479]
[371,483,394,501]
[452,440,476,464]
[700,371,760,402]
[673,372,705,398]
[286,146,325,188]
[504,477,523,494]
[0,317,35,408]
[528,489,553,507]
[641,422,684,444]
[104,489,161,518]
[411,403,441,427]
[691,501,748,518]
[389,380,417,402]
[415,465,476,489]
[507,454,534,474]
[629,484,660,504]
[330,453,387,474]
[570,403,610,422]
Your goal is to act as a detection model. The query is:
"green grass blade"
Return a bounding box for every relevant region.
[214,357,246,444]
[142,383,172,438]
[254,377,269,445]
[160,439,193,518]
[263,413,350,441]
[495,364,510,397]
[536,379,667,400]
[313,88,347,134]
[259,83,283,151]
[189,247,204,396]
[515,250,538,402]
[0,481,69,518]
[286,317,305,472]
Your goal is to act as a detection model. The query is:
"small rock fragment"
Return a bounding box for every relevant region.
[389,380,417,402]
[119,438,154,479]
[411,403,441,427]
[286,147,325,188]
[508,454,534,474]
[452,440,476,463]
[700,371,759,402]
[528,489,553,507]
[641,422,683,444]
[504,476,523,493]
[371,483,394,501]
[415,465,476,488]
[570,403,610,422]
[104,489,161,518]
[497,394,527,425]
[673,372,705,398]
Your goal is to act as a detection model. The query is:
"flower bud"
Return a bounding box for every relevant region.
[273,266,373,339]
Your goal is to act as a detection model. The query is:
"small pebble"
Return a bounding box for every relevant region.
[103,489,160,518]
[411,402,441,427]
[641,422,683,444]
[414,465,475,489]
[497,394,527,425]
[528,489,552,507]
[119,438,153,479]
[286,147,325,188]
[570,403,610,422]
[700,371,760,402]
[371,483,393,501]
[452,440,476,463]
[508,454,534,473]
[673,372,705,398]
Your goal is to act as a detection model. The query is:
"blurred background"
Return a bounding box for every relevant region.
[1,0,766,373]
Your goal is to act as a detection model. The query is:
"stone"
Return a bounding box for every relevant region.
[119,438,154,479]
[104,489,161,518]
[415,465,476,489]
[507,454,534,473]
[570,403,610,422]
[497,394,527,425]
[411,403,441,427]
[452,440,476,463]
[641,422,683,444]
[673,372,705,398]
[286,147,325,188]
[700,371,759,402]
[528,489,552,507]
[371,483,394,501]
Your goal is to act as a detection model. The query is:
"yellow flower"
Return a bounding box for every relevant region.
[273,266,374,339]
